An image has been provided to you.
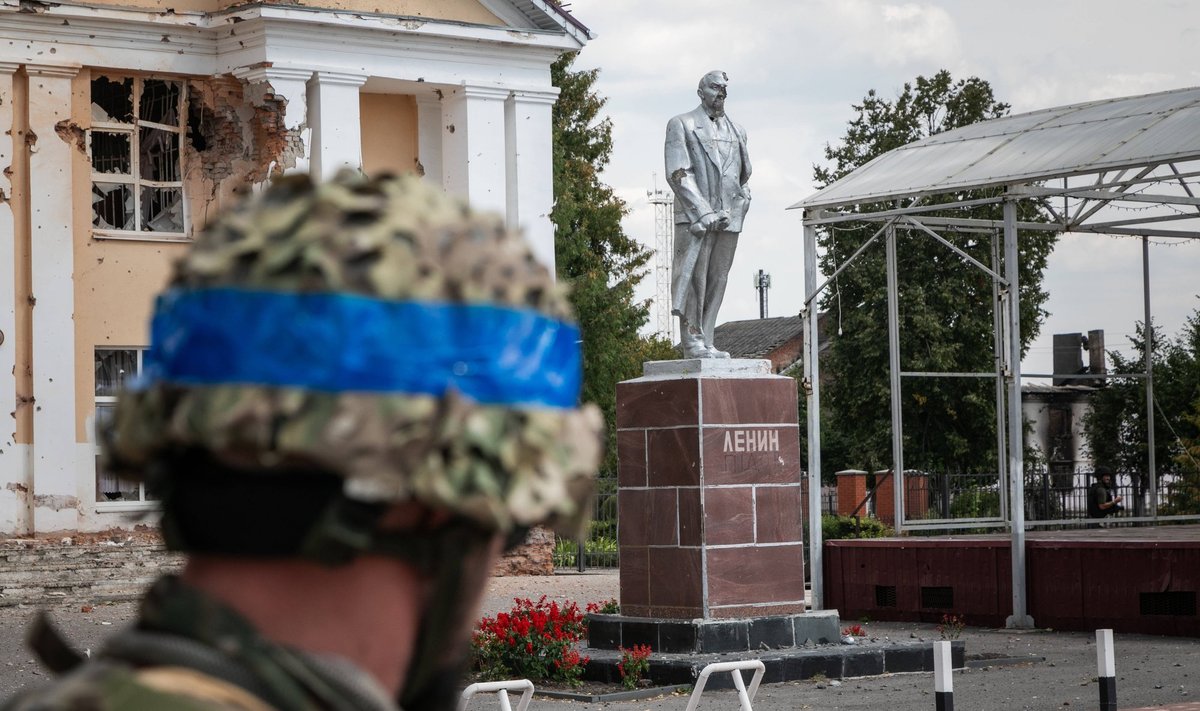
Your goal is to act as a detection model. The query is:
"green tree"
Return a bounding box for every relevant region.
[551,52,675,475]
[812,70,1058,479]
[1172,401,1200,514]
[1084,310,1200,514]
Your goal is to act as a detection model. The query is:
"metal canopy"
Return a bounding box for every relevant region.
[793,85,1200,211]
[792,85,1200,631]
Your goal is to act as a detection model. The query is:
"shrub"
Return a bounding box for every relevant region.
[471,596,589,686]
[821,514,893,540]
[937,613,965,640]
[587,598,620,615]
[617,644,652,690]
[553,535,618,568]
[948,485,1000,519]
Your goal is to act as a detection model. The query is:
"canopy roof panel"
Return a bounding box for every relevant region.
[795,85,1200,210]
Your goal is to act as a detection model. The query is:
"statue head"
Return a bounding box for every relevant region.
[697,70,729,116]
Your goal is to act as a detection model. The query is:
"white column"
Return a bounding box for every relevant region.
[308,71,367,180]
[414,94,443,187]
[234,66,313,176]
[506,89,558,270]
[0,62,23,533]
[441,84,508,219]
[27,64,80,532]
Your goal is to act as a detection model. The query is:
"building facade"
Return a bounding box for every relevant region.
[0,0,587,535]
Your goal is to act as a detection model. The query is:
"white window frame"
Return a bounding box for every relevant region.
[89,74,191,242]
[94,347,154,510]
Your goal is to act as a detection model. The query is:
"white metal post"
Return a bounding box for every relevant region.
[1142,236,1157,517]
[803,216,823,610]
[1097,628,1117,711]
[991,234,1010,519]
[1003,198,1033,628]
[934,640,954,711]
[885,220,905,530]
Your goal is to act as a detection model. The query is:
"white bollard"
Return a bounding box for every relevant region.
[684,660,765,711]
[458,679,535,711]
[934,640,954,711]
[1097,629,1116,711]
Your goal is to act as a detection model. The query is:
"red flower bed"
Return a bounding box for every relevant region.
[471,596,591,687]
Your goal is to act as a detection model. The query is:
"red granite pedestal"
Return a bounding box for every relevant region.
[615,359,807,620]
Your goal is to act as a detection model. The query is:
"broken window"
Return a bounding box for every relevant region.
[90,75,187,237]
[141,186,183,232]
[90,132,130,174]
[91,76,133,123]
[92,182,133,230]
[140,79,180,125]
[139,126,180,182]
[94,348,156,503]
[94,348,137,396]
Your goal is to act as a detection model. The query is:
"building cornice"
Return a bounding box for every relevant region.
[0,4,571,87]
[25,63,82,77]
[510,87,560,105]
[0,1,583,51]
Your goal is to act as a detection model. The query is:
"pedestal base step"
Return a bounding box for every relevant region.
[587,611,842,654]
[582,640,966,689]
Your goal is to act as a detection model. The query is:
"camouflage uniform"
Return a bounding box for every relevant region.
[2,173,603,710]
[5,577,396,711]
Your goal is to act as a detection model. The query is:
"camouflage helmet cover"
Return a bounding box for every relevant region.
[103,172,603,536]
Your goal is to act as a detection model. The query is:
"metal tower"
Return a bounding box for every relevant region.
[648,183,674,341]
[754,269,772,318]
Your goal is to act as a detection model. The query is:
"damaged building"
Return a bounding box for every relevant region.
[0,0,590,535]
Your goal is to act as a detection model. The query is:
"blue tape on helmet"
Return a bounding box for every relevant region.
[140,287,583,409]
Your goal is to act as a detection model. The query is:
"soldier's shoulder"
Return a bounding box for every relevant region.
[2,661,272,711]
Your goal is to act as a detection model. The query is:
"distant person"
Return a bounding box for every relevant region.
[1088,466,1124,519]
[665,69,752,359]
[1,172,603,711]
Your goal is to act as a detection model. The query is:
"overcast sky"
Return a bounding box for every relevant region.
[564,0,1200,373]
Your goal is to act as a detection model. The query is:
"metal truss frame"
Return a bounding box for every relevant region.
[798,158,1200,627]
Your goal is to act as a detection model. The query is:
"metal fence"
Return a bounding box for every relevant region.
[894,468,1200,528]
[555,481,842,571]
[557,469,1199,569]
[553,476,618,570]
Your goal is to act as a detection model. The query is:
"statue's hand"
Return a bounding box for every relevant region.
[692,212,722,235]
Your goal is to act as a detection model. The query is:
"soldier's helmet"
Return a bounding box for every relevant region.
[102,172,603,554]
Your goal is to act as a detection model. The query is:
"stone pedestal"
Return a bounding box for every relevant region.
[615,359,806,619]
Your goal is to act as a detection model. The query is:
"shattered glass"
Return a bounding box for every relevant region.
[91,77,187,235]
[92,182,133,230]
[94,350,142,502]
[140,79,181,126]
[91,76,133,123]
[141,186,184,233]
[94,348,137,396]
[139,126,180,182]
[90,131,131,174]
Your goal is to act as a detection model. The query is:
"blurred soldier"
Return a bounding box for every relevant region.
[2,172,602,711]
[665,69,752,358]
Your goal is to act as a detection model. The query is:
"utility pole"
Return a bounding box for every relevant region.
[648,179,674,341]
[754,269,771,318]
